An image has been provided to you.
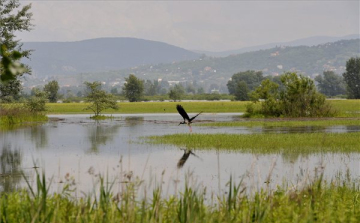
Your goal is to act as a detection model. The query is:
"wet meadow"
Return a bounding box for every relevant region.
[0,100,360,222]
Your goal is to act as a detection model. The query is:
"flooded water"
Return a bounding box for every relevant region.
[1,114,359,196]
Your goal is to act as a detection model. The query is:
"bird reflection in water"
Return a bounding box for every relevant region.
[177,149,201,169]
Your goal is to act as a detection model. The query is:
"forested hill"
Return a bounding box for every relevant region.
[81,38,356,91]
[119,38,359,81]
[22,37,200,77]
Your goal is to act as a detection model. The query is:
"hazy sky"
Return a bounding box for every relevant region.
[17,1,359,52]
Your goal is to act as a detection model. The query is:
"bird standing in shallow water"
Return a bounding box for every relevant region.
[176,104,202,132]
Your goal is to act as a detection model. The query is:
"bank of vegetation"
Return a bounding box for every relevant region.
[1,171,360,222]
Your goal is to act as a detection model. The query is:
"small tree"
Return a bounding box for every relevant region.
[44,80,60,103]
[343,57,360,99]
[168,84,185,101]
[123,74,144,102]
[25,89,47,113]
[84,81,119,117]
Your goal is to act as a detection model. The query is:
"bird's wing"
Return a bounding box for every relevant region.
[176,104,190,120]
[189,111,203,122]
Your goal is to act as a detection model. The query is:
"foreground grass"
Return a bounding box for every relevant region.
[146,132,360,154]
[1,173,360,222]
[200,118,360,127]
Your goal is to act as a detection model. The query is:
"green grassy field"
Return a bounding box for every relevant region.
[46,100,360,117]
[46,101,249,114]
[146,132,360,154]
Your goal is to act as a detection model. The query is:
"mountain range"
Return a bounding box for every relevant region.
[22,34,359,79]
[22,37,200,78]
[20,35,360,92]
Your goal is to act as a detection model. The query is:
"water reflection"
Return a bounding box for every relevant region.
[86,122,121,153]
[124,116,144,127]
[0,114,359,194]
[281,152,310,164]
[28,125,48,149]
[177,149,201,169]
[0,144,22,192]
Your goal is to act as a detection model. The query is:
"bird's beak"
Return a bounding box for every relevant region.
[178,123,181,126]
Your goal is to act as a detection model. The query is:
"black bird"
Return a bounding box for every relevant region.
[176,104,202,132]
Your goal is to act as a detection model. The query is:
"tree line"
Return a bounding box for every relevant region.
[227,57,360,101]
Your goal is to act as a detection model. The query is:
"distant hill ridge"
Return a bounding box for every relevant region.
[22,37,200,77]
[195,34,359,57]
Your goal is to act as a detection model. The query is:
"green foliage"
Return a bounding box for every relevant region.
[123,74,144,102]
[43,80,60,103]
[0,45,26,82]
[0,0,33,80]
[248,72,336,117]
[0,79,22,102]
[315,71,346,97]
[84,81,119,116]
[234,81,249,101]
[24,89,48,113]
[227,70,264,97]
[343,57,360,99]
[169,84,185,101]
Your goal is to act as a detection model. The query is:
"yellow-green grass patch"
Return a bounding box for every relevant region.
[146,132,360,154]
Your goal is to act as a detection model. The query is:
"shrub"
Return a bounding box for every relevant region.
[247,72,337,117]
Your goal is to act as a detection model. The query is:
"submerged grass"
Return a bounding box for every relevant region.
[200,118,360,127]
[1,171,360,222]
[146,132,360,153]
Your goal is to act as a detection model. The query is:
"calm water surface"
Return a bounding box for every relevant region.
[1,114,359,195]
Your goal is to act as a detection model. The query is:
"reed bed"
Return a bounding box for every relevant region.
[1,171,360,222]
[146,132,360,154]
[0,104,48,129]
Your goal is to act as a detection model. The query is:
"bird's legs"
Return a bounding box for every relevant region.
[188,124,192,133]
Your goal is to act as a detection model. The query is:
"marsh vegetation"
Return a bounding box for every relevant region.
[0,101,359,222]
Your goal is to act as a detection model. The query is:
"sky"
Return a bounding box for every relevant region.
[17,1,359,52]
